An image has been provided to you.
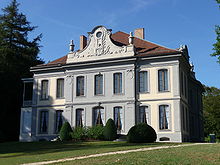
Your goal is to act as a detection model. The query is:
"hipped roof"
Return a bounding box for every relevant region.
[38,31,180,67]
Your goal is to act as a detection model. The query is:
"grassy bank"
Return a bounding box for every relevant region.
[0,141,178,165]
[57,143,220,165]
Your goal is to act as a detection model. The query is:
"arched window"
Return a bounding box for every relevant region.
[158,69,168,91]
[94,74,103,95]
[139,106,149,124]
[76,109,84,127]
[93,107,104,126]
[159,105,170,130]
[114,107,123,131]
[139,71,148,92]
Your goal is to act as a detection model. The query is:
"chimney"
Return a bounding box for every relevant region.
[134,28,145,39]
[80,35,87,50]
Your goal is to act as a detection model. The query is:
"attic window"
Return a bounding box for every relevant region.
[96,31,102,38]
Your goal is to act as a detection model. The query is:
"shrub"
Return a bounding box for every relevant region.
[103,119,117,141]
[87,125,104,140]
[71,127,87,141]
[127,123,157,143]
[59,122,73,141]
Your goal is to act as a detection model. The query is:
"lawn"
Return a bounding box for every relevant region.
[0,141,178,165]
[57,143,220,165]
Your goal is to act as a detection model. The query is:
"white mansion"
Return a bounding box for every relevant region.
[20,26,204,142]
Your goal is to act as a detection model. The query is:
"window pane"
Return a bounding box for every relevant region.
[181,72,184,95]
[95,74,103,95]
[139,106,149,124]
[55,111,63,133]
[76,109,84,127]
[24,82,33,101]
[22,111,31,133]
[159,105,169,129]
[158,70,168,91]
[114,107,123,131]
[41,80,48,100]
[93,107,104,126]
[114,73,122,94]
[76,76,84,96]
[57,79,64,98]
[139,71,148,92]
[39,111,48,133]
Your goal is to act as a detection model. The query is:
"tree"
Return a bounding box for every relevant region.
[59,122,73,141]
[211,0,220,63]
[203,85,220,139]
[0,0,43,141]
[127,123,157,143]
[103,119,117,141]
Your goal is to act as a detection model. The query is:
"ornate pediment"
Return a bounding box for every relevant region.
[67,26,135,63]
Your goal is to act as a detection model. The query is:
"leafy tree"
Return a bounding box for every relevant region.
[212,0,220,63]
[0,0,43,141]
[203,85,220,139]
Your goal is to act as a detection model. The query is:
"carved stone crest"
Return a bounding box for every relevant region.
[67,26,134,63]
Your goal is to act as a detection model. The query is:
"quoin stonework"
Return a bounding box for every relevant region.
[20,26,204,142]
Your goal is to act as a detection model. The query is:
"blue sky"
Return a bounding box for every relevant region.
[1,0,220,88]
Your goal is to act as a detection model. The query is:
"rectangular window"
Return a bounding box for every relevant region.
[76,76,84,96]
[139,71,148,93]
[185,108,189,132]
[55,110,63,133]
[184,75,187,98]
[22,111,31,133]
[181,72,184,95]
[56,79,64,99]
[182,105,185,131]
[114,107,123,131]
[95,74,103,95]
[76,109,84,127]
[139,106,149,124]
[113,73,122,94]
[41,80,49,100]
[159,105,169,130]
[24,82,33,101]
[39,111,49,134]
[158,69,168,91]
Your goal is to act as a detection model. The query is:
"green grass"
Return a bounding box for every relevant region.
[0,141,178,165]
[57,143,220,165]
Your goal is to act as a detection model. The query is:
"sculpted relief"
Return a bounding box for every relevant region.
[67,26,134,63]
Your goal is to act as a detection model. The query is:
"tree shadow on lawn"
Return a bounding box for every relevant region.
[0,141,162,159]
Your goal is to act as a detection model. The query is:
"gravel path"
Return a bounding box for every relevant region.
[21,143,211,165]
